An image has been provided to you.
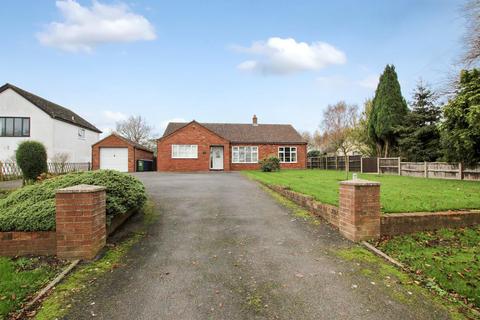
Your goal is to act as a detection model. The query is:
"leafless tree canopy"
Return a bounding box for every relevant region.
[116,115,153,145]
[321,101,358,156]
[463,0,480,66]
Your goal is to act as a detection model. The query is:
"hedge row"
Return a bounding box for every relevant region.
[0,170,146,232]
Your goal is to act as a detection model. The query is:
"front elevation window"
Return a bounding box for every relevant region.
[0,117,30,137]
[278,146,297,163]
[232,146,258,163]
[172,144,198,159]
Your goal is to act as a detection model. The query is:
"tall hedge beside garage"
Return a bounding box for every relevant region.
[0,170,146,232]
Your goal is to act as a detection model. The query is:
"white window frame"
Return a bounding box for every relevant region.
[172,144,198,159]
[78,128,86,140]
[278,146,297,163]
[232,146,259,163]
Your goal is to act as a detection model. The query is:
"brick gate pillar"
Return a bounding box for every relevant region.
[338,179,381,242]
[55,185,107,260]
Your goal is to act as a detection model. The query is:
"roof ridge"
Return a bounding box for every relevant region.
[0,83,102,133]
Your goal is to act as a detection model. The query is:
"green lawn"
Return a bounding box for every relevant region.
[376,226,480,310]
[243,169,480,213]
[0,257,65,318]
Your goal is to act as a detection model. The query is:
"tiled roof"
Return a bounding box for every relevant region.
[162,121,306,144]
[0,83,101,133]
[93,133,154,153]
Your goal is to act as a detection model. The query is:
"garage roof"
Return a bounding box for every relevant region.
[162,121,307,144]
[93,133,154,153]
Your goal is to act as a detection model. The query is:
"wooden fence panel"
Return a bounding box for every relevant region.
[378,158,400,175]
[1,162,91,181]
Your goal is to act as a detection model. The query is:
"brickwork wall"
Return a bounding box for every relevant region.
[56,185,106,260]
[266,184,339,227]
[157,122,230,171]
[230,143,307,171]
[0,231,56,256]
[381,210,480,236]
[338,180,381,242]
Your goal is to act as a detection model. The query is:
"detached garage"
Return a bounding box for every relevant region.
[92,133,155,172]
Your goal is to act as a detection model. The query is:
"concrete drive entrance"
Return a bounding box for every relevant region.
[65,172,451,320]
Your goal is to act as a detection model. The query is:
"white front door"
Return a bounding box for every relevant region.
[210,146,224,170]
[100,147,129,172]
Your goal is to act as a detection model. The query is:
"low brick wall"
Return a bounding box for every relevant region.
[381,210,480,236]
[266,184,340,228]
[265,182,480,241]
[0,231,56,256]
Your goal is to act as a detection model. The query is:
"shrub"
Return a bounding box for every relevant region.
[0,170,147,231]
[259,156,280,172]
[15,141,48,182]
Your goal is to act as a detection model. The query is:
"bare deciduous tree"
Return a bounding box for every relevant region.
[321,101,358,157]
[116,115,153,146]
[463,0,480,66]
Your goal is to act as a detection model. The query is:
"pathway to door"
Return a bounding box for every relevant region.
[65,172,452,320]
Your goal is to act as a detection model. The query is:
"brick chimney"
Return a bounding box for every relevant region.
[252,114,258,126]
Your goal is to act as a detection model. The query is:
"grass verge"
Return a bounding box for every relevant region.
[0,256,66,319]
[335,246,476,320]
[243,169,480,213]
[34,200,158,320]
[374,226,480,314]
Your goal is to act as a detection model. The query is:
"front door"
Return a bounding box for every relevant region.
[210,146,224,170]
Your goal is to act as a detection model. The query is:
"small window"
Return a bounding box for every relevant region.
[22,118,30,136]
[232,146,258,163]
[5,118,13,136]
[172,144,198,159]
[78,128,86,139]
[278,146,297,163]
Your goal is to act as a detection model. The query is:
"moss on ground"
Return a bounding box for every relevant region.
[260,185,321,226]
[34,200,158,320]
[335,246,478,320]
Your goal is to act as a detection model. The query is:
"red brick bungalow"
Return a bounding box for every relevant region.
[157,116,307,171]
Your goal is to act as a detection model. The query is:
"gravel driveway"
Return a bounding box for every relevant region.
[65,172,452,320]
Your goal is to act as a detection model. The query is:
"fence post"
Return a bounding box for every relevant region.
[424,161,428,178]
[459,162,463,180]
[398,157,401,176]
[346,155,349,173]
[335,156,338,170]
[377,157,380,174]
[360,157,363,173]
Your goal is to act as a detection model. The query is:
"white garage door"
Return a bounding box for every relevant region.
[100,148,129,172]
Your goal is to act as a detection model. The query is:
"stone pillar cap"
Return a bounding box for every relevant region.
[340,179,380,186]
[56,184,106,194]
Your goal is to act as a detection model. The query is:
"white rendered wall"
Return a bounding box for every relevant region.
[0,88,99,162]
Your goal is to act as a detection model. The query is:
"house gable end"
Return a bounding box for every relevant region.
[159,121,230,144]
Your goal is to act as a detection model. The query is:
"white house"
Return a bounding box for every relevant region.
[0,83,101,162]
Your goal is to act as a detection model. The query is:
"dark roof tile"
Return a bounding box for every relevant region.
[0,83,101,133]
[163,121,306,144]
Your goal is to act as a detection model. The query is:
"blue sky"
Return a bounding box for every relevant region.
[0,0,467,136]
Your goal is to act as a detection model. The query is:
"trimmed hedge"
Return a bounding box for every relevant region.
[0,170,146,232]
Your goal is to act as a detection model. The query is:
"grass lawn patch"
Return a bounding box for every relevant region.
[375,226,480,313]
[243,169,480,213]
[0,256,66,319]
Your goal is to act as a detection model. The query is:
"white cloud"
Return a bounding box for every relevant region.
[234,37,346,75]
[37,0,156,52]
[357,74,379,90]
[103,110,128,122]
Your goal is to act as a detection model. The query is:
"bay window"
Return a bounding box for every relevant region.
[172,144,198,159]
[232,146,258,163]
[278,146,297,163]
